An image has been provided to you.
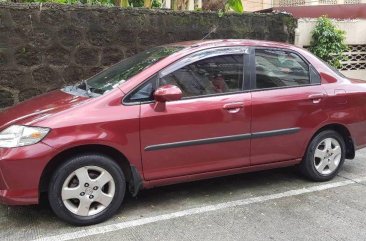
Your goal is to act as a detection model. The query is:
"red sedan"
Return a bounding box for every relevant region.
[1,40,366,225]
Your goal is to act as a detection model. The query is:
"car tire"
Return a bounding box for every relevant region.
[300,130,346,182]
[48,153,126,226]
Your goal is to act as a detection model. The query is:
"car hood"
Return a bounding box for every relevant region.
[0,90,89,130]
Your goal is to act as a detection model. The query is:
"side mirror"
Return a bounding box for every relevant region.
[154,84,183,102]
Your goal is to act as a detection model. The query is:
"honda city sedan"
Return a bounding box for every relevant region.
[1,39,366,225]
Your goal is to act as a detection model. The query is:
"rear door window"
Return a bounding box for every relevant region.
[255,49,311,89]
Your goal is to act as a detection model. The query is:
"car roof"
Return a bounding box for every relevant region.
[169,39,295,49]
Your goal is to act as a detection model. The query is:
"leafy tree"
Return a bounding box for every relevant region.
[151,0,160,8]
[129,0,143,6]
[10,0,241,12]
[202,0,243,13]
[225,0,243,13]
[22,0,114,5]
[309,16,348,69]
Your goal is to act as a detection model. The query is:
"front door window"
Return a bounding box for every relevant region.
[160,54,244,97]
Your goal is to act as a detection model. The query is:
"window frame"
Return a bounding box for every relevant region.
[252,47,321,92]
[122,46,323,106]
[123,74,158,104]
[123,46,251,105]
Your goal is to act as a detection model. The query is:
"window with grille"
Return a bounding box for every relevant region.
[341,45,366,71]
[279,0,306,6]
[344,0,361,4]
[319,0,338,4]
[304,45,366,71]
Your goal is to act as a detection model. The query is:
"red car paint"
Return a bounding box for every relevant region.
[1,39,366,205]
[153,84,183,102]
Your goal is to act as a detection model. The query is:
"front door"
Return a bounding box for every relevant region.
[137,48,252,180]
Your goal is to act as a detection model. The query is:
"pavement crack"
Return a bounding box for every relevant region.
[337,174,366,187]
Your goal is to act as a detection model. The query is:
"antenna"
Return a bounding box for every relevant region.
[202,26,218,40]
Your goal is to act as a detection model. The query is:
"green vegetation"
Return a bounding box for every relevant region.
[226,0,243,13]
[151,0,161,8]
[129,0,143,7]
[309,16,348,69]
[5,0,243,12]
[22,0,114,5]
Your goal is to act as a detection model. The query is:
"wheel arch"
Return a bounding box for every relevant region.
[39,144,143,201]
[311,123,355,159]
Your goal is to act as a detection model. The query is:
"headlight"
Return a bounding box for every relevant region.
[0,125,50,148]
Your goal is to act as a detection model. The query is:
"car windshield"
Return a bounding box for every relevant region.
[78,46,184,96]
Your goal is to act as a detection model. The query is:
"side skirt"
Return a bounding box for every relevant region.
[142,158,301,190]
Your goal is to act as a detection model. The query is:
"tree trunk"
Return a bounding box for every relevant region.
[171,0,178,10]
[121,0,129,7]
[114,0,129,7]
[202,0,225,11]
[114,0,121,6]
[144,0,152,8]
[176,0,189,10]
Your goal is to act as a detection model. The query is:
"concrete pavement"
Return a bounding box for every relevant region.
[1,150,366,241]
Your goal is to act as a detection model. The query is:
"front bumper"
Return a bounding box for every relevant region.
[0,142,54,205]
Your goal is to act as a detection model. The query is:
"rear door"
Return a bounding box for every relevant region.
[127,47,253,180]
[250,48,327,165]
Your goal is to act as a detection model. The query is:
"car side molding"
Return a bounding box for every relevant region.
[251,127,300,139]
[145,127,301,151]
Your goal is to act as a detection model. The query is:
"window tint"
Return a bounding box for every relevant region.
[160,54,244,98]
[255,49,310,89]
[310,65,321,84]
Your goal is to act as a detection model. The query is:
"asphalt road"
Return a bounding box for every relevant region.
[1,150,366,241]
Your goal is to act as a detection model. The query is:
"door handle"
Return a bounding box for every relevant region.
[223,102,244,113]
[308,93,325,104]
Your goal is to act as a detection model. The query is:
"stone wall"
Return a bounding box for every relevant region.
[0,3,296,109]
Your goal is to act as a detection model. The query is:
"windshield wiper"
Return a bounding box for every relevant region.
[63,80,101,98]
[83,79,93,97]
[83,79,106,96]
[70,79,94,97]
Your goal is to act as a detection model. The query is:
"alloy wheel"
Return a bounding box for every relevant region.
[313,138,342,175]
[61,166,116,217]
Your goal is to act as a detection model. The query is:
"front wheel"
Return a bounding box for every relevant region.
[300,130,346,182]
[48,154,126,226]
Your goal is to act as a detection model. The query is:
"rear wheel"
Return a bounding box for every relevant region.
[48,154,126,226]
[300,130,346,181]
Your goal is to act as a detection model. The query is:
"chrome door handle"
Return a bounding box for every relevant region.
[223,102,244,113]
[308,93,325,104]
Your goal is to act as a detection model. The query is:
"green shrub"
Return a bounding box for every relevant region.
[129,0,143,7]
[23,0,114,6]
[226,0,243,13]
[309,16,348,69]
